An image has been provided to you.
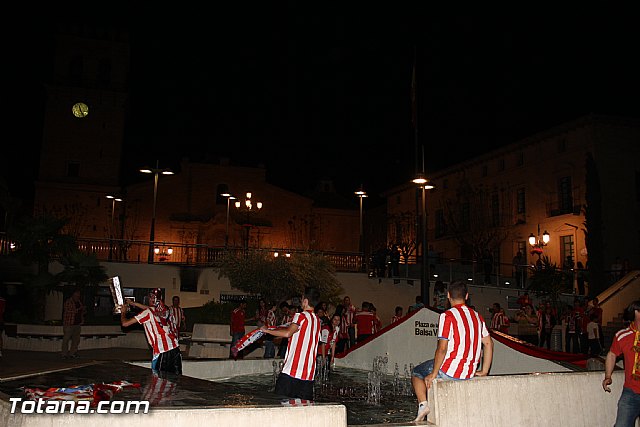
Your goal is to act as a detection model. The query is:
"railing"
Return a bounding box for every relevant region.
[0,234,365,273]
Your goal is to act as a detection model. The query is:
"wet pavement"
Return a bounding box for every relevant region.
[0,348,289,410]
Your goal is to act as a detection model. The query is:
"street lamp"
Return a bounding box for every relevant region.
[105,194,123,261]
[221,193,236,248]
[140,160,174,263]
[234,192,263,252]
[413,172,434,305]
[354,187,367,271]
[529,225,550,261]
[154,244,174,262]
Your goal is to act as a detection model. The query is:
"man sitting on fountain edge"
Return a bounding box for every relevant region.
[411,280,494,422]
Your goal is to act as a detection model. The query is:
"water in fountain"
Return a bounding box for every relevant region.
[391,363,413,397]
[224,361,416,425]
[366,355,388,405]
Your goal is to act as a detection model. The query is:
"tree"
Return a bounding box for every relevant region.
[527,256,573,314]
[387,211,416,271]
[217,250,343,305]
[6,214,78,321]
[441,176,509,261]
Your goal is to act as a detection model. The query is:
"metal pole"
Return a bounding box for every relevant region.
[421,185,429,305]
[225,197,230,248]
[148,169,158,264]
[108,198,115,261]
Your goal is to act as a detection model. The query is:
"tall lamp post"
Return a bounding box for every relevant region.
[140,161,174,263]
[105,195,123,261]
[234,192,263,253]
[221,193,236,248]
[413,172,434,305]
[354,187,367,271]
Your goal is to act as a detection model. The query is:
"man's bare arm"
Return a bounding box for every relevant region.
[475,335,494,376]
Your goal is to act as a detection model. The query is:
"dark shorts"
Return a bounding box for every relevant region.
[275,373,314,400]
[152,347,183,374]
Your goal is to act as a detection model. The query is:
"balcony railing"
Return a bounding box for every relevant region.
[0,234,364,273]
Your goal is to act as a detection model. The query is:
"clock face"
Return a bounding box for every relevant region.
[72,102,89,118]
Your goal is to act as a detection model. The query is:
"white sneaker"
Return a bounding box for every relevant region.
[414,401,430,422]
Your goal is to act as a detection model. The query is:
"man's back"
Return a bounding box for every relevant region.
[438,304,488,379]
[282,310,320,381]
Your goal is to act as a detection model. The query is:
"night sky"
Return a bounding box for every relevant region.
[5,8,640,208]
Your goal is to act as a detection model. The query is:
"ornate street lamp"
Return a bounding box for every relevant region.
[140,161,174,263]
[529,226,550,259]
[154,244,173,262]
[234,192,263,253]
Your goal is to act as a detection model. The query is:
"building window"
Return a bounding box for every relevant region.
[67,162,80,177]
[516,152,524,166]
[557,139,567,153]
[491,193,500,227]
[498,159,505,171]
[560,235,574,267]
[558,176,573,213]
[216,184,229,205]
[516,188,526,214]
[517,241,528,265]
[482,165,488,177]
[435,209,446,238]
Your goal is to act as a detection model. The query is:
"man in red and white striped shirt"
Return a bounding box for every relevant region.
[260,287,321,400]
[169,296,186,334]
[120,289,182,374]
[411,280,493,423]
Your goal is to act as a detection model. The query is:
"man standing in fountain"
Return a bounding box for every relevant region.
[410,280,494,422]
[260,287,321,401]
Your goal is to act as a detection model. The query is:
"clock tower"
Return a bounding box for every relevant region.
[35,23,129,238]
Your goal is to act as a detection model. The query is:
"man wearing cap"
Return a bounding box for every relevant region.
[120,288,182,374]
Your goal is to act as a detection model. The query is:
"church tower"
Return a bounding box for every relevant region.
[34,23,129,238]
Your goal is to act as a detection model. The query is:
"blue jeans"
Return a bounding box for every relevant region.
[411,359,456,381]
[263,339,275,358]
[615,387,640,427]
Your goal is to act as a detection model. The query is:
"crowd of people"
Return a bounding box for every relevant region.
[232,295,394,362]
[22,280,638,424]
[487,292,606,356]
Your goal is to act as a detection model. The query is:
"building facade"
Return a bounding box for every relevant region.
[383,115,640,288]
[31,23,360,260]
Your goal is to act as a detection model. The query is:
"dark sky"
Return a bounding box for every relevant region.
[6,8,640,207]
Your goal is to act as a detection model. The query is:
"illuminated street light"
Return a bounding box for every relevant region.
[529,225,550,260]
[105,194,123,261]
[221,193,236,248]
[354,186,367,270]
[234,192,263,253]
[140,160,174,263]
[413,172,434,305]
